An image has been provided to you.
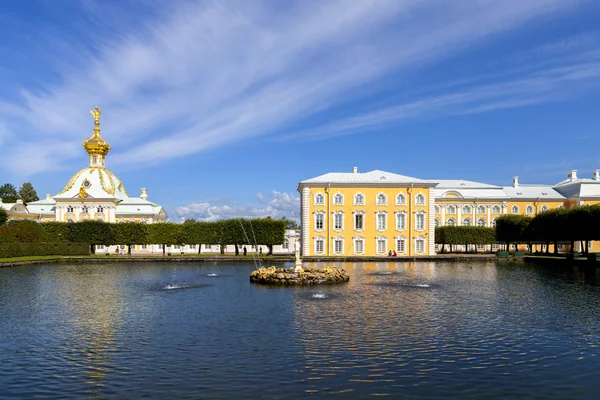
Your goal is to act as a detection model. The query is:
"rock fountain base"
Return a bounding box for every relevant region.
[249,266,349,285]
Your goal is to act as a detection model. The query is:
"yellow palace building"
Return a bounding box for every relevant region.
[298,168,600,256]
[0,107,167,224]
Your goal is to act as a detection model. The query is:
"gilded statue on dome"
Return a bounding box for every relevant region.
[90,106,102,123]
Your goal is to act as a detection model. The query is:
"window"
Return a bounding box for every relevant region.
[315,213,324,231]
[477,218,486,227]
[333,193,344,205]
[174,245,180,250]
[334,238,343,253]
[511,205,519,214]
[96,245,104,250]
[205,245,212,250]
[415,213,425,230]
[492,205,501,214]
[396,212,406,231]
[118,218,125,223]
[415,193,426,205]
[377,193,387,205]
[526,205,534,214]
[541,205,549,212]
[477,205,486,214]
[92,156,97,164]
[189,244,196,250]
[82,206,88,214]
[66,206,74,213]
[354,238,364,254]
[140,220,147,224]
[434,205,440,214]
[67,218,74,223]
[315,238,324,253]
[354,193,364,205]
[463,205,472,214]
[282,240,289,250]
[376,237,387,254]
[97,217,103,222]
[334,212,343,230]
[396,238,406,253]
[447,205,456,214]
[314,193,324,205]
[435,218,440,227]
[462,218,472,226]
[447,218,456,226]
[354,212,364,231]
[396,193,406,205]
[97,206,104,213]
[377,212,387,230]
[415,238,425,254]
[142,244,148,250]
[491,218,497,227]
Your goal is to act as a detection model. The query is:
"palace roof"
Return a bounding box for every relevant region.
[300,169,428,185]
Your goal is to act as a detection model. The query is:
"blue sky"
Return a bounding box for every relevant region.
[1,0,600,221]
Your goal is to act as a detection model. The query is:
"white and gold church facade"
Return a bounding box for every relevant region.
[299,167,600,256]
[0,107,167,224]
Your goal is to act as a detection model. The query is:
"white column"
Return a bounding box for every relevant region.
[487,205,491,227]
[441,205,446,226]
[428,191,435,255]
[301,186,310,256]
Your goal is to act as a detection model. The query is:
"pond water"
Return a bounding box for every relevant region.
[1,261,599,399]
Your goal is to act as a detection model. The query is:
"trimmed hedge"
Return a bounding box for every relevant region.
[0,243,90,258]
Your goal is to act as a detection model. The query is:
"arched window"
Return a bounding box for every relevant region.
[333,193,344,205]
[447,205,456,214]
[377,193,387,205]
[477,205,486,214]
[354,193,364,205]
[463,205,472,214]
[541,205,549,212]
[67,218,74,223]
[118,218,125,223]
[462,217,472,226]
[66,206,74,213]
[314,193,324,205]
[434,205,440,214]
[97,206,104,213]
[492,205,501,214]
[477,218,486,227]
[526,205,534,214]
[491,218,497,227]
[435,218,440,227]
[415,193,426,205]
[511,205,519,214]
[396,193,406,205]
[447,218,456,226]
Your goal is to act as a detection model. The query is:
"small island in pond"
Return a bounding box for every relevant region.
[250,266,349,285]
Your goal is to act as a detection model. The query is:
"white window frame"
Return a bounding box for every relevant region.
[353,236,365,255]
[333,192,344,206]
[511,205,519,214]
[354,211,365,232]
[314,212,325,231]
[333,211,344,231]
[415,236,426,254]
[526,205,534,215]
[282,240,289,250]
[97,206,104,213]
[376,192,387,206]
[415,192,426,206]
[447,205,456,214]
[477,218,486,227]
[477,205,486,214]
[492,205,501,214]
[395,236,406,254]
[314,192,325,206]
[447,218,456,226]
[541,205,549,212]
[395,193,406,206]
[491,218,497,227]
[462,217,472,226]
[376,236,388,254]
[66,206,74,213]
[314,236,325,254]
[376,211,387,231]
[333,237,344,254]
[434,205,440,214]
[462,205,472,214]
[415,211,426,231]
[395,211,406,231]
[435,218,440,227]
[354,192,365,206]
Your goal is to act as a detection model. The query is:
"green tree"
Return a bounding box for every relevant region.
[41,222,75,242]
[252,218,286,256]
[72,220,115,254]
[281,217,299,230]
[495,215,532,251]
[112,222,148,256]
[180,221,219,254]
[1,220,46,243]
[18,182,39,204]
[147,222,181,255]
[0,183,19,203]
[0,208,8,226]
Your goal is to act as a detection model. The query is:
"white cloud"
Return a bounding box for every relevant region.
[170,190,299,222]
[0,0,589,176]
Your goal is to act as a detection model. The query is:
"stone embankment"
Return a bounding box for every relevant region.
[249,266,349,285]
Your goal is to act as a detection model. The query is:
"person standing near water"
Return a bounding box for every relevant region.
[243,246,247,256]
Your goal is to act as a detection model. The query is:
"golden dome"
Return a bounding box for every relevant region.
[83,106,111,156]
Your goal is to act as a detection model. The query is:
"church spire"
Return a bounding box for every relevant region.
[83,106,111,167]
